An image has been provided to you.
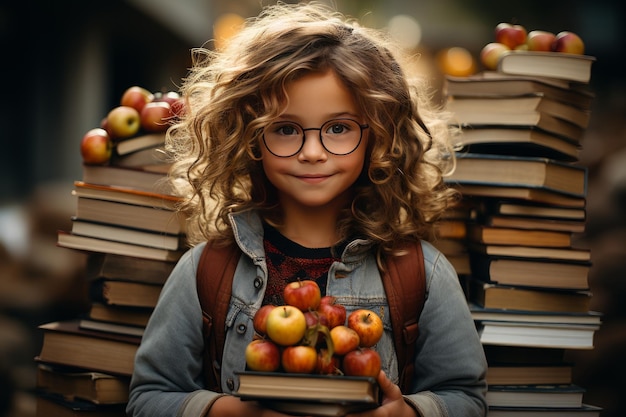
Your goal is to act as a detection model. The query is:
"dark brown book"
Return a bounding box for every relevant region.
[115,132,166,156]
[235,371,380,417]
[486,364,573,386]
[113,146,171,169]
[452,184,586,208]
[468,242,591,262]
[37,320,141,377]
[36,363,130,405]
[483,345,566,365]
[88,303,153,328]
[74,197,187,235]
[81,164,173,195]
[481,215,585,233]
[79,319,145,338]
[73,181,182,210]
[448,153,587,198]
[444,73,594,109]
[36,394,127,417]
[497,51,596,83]
[86,252,175,285]
[469,256,590,290]
[467,224,573,248]
[470,279,592,313]
[485,201,585,220]
[91,279,163,308]
[469,303,602,326]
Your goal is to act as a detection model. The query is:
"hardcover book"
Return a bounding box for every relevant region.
[497,51,596,83]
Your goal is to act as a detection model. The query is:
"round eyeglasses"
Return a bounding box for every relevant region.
[262,118,369,157]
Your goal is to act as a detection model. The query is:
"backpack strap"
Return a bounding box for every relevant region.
[196,241,241,392]
[381,241,426,393]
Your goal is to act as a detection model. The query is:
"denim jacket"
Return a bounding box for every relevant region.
[127,211,487,417]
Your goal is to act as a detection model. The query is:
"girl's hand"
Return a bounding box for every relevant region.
[347,371,419,417]
[208,395,308,417]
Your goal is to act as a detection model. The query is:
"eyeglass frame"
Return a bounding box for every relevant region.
[261,118,369,158]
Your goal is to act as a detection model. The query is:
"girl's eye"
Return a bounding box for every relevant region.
[275,123,301,136]
[326,123,349,135]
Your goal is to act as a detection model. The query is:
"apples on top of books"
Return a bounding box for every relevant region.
[245,279,384,378]
[480,22,586,70]
[80,85,185,166]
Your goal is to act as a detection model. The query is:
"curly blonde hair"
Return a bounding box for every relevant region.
[168,2,458,256]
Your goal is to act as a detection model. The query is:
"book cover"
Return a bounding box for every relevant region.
[85,252,175,285]
[79,319,145,338]
[88,303,153,328]
[91,279,163,308]
[486,201,586,220]
[81,164,174,196]
[478,321,598,349]
[486,363,573,386]
[487,384,584,408]
[115,132,166,155]
[480,214,585,233]
[467,224,573,248]
[469,304,602,326]
[73,181,182,210]
[497,51,596,83]
[450,184,586,208]
[468,242,591,262]
[448,153,587,198]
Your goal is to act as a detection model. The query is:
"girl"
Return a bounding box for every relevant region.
[127,3,487,417]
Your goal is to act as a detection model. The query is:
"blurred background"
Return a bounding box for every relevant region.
[1,0,624,416]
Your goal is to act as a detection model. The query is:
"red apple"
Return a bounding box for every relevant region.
[480,42,510,70]
[106,106,141,139]
[154,91,181,106]
[265,305,307,346]
[316,348,341,375]
[317,296,346,329]
[170,97,186,118]
[245,339,281,372]
[140,101,173,133]
[253,304,276,336]
[553,31,585,54]
[281,345,318,374]
[304,310,329,328]
[329,325,360,356]
[494,23,527,49]
[283,280,321,312]
[526,30,556,52]
[347,309,384,348]
[120,86,154,113]
[342,348,382,378]
[80,128,112,165]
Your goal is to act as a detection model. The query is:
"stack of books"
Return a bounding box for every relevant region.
[443,52,603,416]
[35,133,186,416]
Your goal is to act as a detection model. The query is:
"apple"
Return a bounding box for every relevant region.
[281,345,318,374]
[265,305,307,346]
[553,31,585,54]
[317,296,346,329]
[526,30,556,52]
[283,280,321,312]
[80,128,112,165]
[120,86,154,113]
[154,91,180,106]
[106,106,141,139]
[170,97,186,118]
[253,304,276,336]
[494,23,527,49]
[140,101,173,133]
[329,325,360,356]
[480,42,510,70]
[347,309,384,348]
[316,348,341,375]
[342,348,382,378]
[304,310,329,328]
[245,339,281,372]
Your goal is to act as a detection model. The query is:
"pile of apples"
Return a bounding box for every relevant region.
[80,86,184,165]
[480,23,586,70]
[246,280,384,378]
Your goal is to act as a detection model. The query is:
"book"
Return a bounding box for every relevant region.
[71,218,185,251]
[113,146,171,169]
[37,320,141,376]
[467,224,573,248]
[444,74,595,109]
[488,404,602,417]
[470,280,592,313]
[478,321,599,349]
[235,371,380,416]
[91,279,163,308]
[451,184,586,208]
[468,243,591,262]
[86,252,175,285]
[480,215,585,233]
[469,304,602,326]
[74,197,187,235]
[79,319,145,337]
[36,363,130,404]
[447,95,591,128]
[483,345,566,365]
[57,231,184,262]
[73,181,182,210]
[484,201,585,220]
[434,220,467,239]
[497,51,596,83]
[487,384,584,408]
[115,132,166,155]
[486,364,573,385]
[36,393,127,417]
[88,303,153,328]
[448,153,587,198]
[469,256,590,290]
[81,164,174,195]
[452,127,581,162]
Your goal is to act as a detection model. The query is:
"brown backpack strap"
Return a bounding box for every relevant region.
[196,241,241,392]
[381,241,426,393]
